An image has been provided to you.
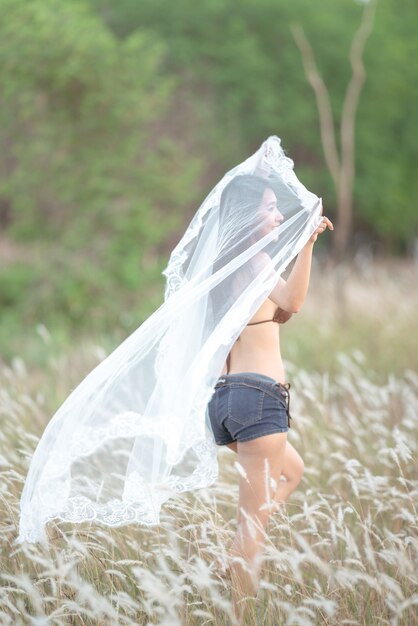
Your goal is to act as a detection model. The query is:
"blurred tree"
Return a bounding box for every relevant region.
[0,0,202,345]
[88,0,418,253]
[1,0,417,359]
[291,0,379,259]
[0,0,170,241]
[355,0,418,254]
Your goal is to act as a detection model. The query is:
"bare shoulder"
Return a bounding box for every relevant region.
[250,252,288,307]
[252,252,284,286]
[251,251,275,274]
[253,250,272,265]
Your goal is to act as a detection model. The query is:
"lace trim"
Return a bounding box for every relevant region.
[38,402,216,481]
[17,497,162,544]
[17,435,218,544]
[161,135,311,302]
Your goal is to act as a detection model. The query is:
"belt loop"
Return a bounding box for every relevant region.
[273,381,292,426]
[282,382,292,427]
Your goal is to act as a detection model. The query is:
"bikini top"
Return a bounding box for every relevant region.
[247,306,293,326]
[225,306,292,374]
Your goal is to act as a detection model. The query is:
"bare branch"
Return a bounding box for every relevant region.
[290,23,340,189]
[341,0,378,191]
[291,0,379,258]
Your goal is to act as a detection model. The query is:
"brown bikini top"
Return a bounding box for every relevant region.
[246,306,293,326]
[225,306,292,374]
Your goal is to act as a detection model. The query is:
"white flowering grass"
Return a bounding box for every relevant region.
[1,262,417,625]
[1,350,416,625]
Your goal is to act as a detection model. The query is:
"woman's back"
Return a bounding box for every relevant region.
[221,296,289,383]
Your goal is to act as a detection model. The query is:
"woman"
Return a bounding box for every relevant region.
[207,173,333,614]
[16,136,328,598]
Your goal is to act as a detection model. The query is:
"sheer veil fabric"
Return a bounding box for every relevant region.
[16,135,322,544]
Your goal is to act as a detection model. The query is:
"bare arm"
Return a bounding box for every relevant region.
[269,242,314,312]
[260,213,334,313]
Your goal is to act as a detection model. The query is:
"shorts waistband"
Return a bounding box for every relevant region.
[214,371,292,427]
[215,372,290,390]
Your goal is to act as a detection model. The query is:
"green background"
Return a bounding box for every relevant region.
[0,0,416,368]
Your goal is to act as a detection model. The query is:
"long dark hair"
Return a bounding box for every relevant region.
[208,174,273,328]
[214,174,272,273]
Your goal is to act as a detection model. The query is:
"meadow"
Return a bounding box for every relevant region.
[0,260,417,625]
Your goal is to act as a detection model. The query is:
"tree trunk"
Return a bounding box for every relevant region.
[291,0,378,261]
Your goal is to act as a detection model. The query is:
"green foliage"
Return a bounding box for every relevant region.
[0,0,417,357]
[0,263,37,308]
[0,0,172,239]
[355,0,418,250]
[89,0,418,248]
[0,0,202,347]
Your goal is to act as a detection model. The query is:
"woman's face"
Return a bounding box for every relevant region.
[258,187,283,238]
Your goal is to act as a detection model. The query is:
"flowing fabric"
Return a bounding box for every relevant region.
[16,135,322,544]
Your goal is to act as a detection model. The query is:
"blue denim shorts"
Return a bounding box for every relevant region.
[207,372,292,446]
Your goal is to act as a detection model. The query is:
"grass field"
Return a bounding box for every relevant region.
[1,260,417,625]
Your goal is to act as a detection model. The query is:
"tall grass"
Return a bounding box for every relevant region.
[1,261,417,625]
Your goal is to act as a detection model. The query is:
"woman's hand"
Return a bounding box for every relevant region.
[309,205,334,243]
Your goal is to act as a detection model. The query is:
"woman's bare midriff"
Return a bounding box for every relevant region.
[220,296,287,384]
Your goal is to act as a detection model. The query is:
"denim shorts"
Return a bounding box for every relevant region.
[207,372,292,446]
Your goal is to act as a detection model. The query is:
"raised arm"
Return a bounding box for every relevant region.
[270,244,314,312]
[255,212,334,313]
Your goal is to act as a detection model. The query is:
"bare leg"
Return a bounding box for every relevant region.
[225,440,304,507]
[272,440,304,510]
[228,432,287,622]
[214,440,304,583]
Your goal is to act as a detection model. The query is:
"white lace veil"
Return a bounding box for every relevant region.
[16,135,322,544]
